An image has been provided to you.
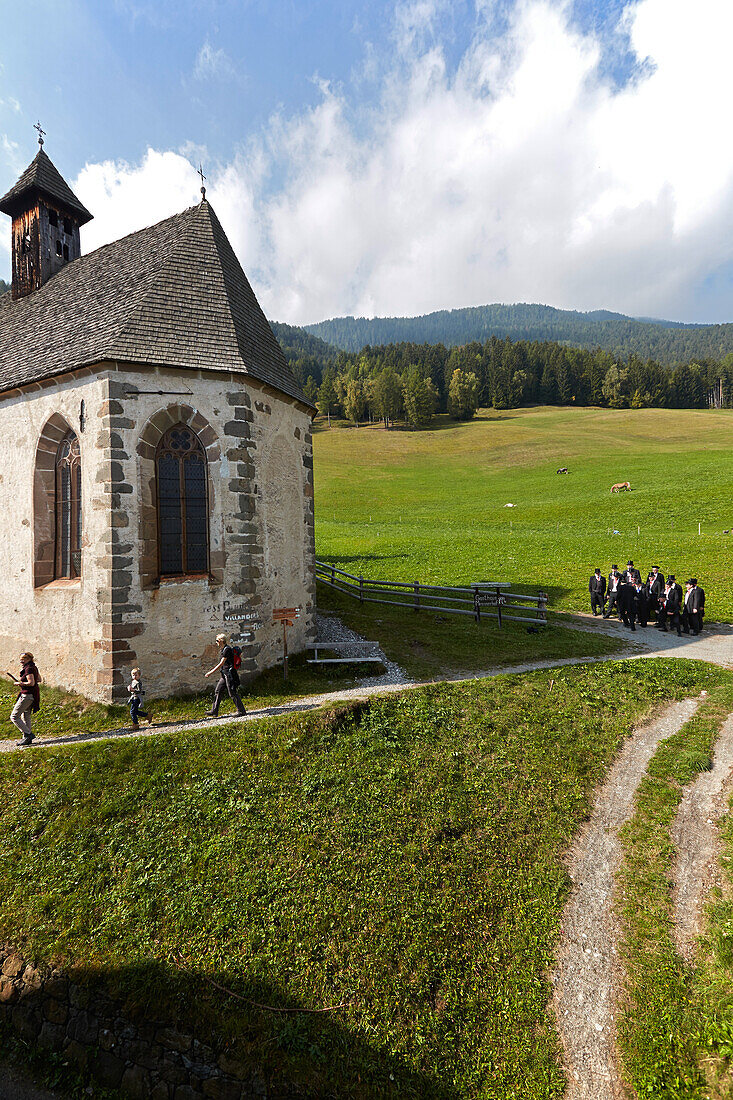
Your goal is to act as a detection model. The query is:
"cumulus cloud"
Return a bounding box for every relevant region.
[71,0,733,324]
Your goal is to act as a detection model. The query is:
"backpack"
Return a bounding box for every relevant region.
[231,646,242,670]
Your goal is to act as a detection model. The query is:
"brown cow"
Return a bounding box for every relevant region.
[611,481,631,493]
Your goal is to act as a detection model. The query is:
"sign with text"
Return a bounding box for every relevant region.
[474,592,507,608]
[223,605,263,628]
[273,606,301,623]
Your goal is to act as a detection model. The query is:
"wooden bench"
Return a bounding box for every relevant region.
[307,642,384,665]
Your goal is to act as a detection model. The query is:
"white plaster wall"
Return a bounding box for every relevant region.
[111,366,315,699]
[0,363,315,703]
[0,373,110,695]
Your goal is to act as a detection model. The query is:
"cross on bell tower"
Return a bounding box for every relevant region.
[33,121,46,147]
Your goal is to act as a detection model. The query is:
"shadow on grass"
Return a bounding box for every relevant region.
[2,958,461,1100]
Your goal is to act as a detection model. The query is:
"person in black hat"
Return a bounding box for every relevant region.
[647,565,665,608]
[682,578,705,635]
[604,566,621,618]
[657,574,682,635]
[631,577,649,627]
[618,571,635,629]
[589,568,606,615]
[624,559,641,584]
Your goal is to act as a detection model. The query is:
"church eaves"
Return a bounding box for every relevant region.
[0,200,309,406]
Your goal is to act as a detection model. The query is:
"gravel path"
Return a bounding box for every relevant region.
[671,711,733,961]
[2,614,731,755]
[552,697,702,1100]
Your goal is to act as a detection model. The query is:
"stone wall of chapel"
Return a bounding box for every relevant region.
[0,364,315,705]
[105,366,316,700]
[0,372,114,698]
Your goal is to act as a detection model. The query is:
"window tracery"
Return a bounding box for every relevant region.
[156,425,209,576]
[54,431,82,579]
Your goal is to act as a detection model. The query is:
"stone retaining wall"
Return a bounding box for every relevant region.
[0,947,267,1099]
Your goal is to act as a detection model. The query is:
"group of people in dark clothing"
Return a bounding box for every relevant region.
[589,561,706,635]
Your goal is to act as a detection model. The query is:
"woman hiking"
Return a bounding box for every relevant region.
[7,651,41,746]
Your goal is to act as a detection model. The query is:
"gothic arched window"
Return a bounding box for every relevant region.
[55,431,82,579]
[156,425,209,576]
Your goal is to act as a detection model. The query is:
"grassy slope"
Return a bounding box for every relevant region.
[0,660,719,1100]
[313,407,733,619]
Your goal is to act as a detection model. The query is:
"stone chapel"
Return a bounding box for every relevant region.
[0,142,316,702]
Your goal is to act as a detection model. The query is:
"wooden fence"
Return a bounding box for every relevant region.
[315,561,548,626]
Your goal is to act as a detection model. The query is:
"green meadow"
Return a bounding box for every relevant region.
[314,406,733,619]
[0,661,722,1099]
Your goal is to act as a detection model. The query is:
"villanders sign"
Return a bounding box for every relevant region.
[223,606,263,628]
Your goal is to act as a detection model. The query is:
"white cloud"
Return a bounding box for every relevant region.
[193,39,236,82]
[75,149,203,251]
[72,0,733,324]
[1,133,22,176]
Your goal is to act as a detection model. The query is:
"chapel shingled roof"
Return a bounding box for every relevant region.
[0,148,93,224]
[0,200,309,405]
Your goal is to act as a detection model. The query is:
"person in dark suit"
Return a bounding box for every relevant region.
[604,567,621,618]
[696,579,706,631]
[618,575,635,629]
[647,566,665,607]
[632,580,648,627]
[589,568,606,615]
[682,579,705,635]
[658,574,682,635]
[624,559,642,584]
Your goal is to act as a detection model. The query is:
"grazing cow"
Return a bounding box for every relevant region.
[611,481,631,493]
[556,467,568,474]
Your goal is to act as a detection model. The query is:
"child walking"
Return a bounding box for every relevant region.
[128,667,153,730]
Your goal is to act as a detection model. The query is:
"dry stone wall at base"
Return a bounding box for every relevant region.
[0,947,268,1099]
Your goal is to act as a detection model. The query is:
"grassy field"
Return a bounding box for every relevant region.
[0,660,720,1099]
[314,407,733,619]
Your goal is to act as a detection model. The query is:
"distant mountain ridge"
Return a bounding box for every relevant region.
[303,303,725,366]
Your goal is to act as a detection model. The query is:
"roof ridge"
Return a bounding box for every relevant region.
[110,202,239,360]
[203,203,308,404]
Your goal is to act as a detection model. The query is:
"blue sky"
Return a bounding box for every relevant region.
[2,0,733,325]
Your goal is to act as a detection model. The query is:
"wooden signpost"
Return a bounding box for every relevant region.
[473,588,507,627]
[273,606,301,681]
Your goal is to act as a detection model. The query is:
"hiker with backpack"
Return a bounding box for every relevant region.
[7,651,41,746]
[205,633,246,717]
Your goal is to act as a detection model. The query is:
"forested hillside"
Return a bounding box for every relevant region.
[270,320,337,399]
[0,279,9,296]
[303,302,733,365]
[292,336,733,427]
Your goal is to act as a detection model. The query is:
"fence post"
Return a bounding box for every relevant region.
[414,581,420,613]
[331,564,335,585]
[497,588,503,629]
[359,575,364,604]
[473,585,480,624]
[538,593,547,621]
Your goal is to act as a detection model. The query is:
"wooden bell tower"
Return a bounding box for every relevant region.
[0,128,93,300]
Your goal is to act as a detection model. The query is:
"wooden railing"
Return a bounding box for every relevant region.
[315,561,548,626]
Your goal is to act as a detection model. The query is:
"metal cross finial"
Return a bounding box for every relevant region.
[34,121,46,147]
[197,163,207,201]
